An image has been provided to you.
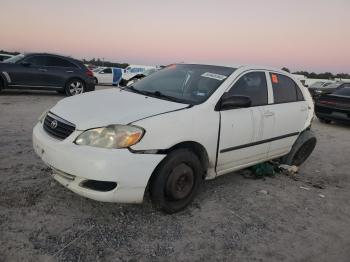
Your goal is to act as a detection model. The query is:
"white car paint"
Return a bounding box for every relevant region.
[33,64,314,204]
[123,65,156,81]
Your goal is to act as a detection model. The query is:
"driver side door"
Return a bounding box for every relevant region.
[216,71,273,175]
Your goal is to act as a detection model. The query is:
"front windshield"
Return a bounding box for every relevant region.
[128,64,235,105]
[3,54,25,63]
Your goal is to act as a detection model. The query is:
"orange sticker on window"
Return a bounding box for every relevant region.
[271,74,279,84]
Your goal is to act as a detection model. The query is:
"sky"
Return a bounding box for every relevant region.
[0,0,349,73]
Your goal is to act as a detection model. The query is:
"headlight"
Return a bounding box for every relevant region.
[38,110,48,123]
[74,125,144,149]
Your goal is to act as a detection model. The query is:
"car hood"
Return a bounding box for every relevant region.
[50,89,189,130]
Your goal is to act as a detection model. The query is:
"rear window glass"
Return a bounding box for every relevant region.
[270,73,303,103]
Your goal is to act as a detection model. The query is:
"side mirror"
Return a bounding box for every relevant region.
[216,94,251,111]
[20,61,31,67]
[99,71,104,74]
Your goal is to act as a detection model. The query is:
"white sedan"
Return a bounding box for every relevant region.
[93,67,123,85]
[33,63,316,213]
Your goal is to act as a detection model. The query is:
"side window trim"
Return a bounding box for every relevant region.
[222,70,270,108]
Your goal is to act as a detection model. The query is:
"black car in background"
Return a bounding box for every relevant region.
[308,82,350,99]
[315,85,350,124]
[0,53,95,96]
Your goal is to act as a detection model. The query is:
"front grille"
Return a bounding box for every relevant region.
[43,112,76,140]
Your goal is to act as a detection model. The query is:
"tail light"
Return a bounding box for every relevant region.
[319,99,336,105]
[86,70,94,77]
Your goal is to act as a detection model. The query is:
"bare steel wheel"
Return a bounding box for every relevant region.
[65,79,85,96]
[150,149,203,213]
[165,163,194,200]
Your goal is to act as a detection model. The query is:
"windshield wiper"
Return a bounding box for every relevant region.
[124,85,149,96]
[146,91,186,103]
[125,86,189,104]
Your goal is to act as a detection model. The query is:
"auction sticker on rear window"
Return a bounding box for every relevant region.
[201,72,227,81]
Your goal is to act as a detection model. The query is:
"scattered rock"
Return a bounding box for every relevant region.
[300,186,311,191]
[258,190,268,195]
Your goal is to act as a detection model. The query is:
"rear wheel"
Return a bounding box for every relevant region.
[281,130,317,166]
[319,118,331,124]
[65,79,85,96]
[150,149,203,213]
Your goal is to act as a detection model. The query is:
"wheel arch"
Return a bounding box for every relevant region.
[145,141,209,199]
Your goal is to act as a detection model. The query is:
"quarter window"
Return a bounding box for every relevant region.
[270,73,304,103]
[227,72,268,106]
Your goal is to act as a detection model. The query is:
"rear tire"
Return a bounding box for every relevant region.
[281,130,317,166]
[65,78,85,96]
[150,149,203,214]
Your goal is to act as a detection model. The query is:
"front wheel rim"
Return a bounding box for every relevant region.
[69,81,84,95]
[165,163,194,200]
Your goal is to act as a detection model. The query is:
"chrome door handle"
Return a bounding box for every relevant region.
[38,68,47,72]
[66,70,74,73]
[263,111,275,117]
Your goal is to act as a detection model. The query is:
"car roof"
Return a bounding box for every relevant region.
[177,62,288,74]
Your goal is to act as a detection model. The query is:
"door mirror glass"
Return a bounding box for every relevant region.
[218,93,251,110]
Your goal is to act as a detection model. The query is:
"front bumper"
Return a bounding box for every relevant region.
[33,122,165,203]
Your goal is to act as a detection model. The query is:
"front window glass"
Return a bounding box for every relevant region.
[3,54,25,63]
[227,72,268,106]
[102,68,112,74]
[24,55,47,66]
[128,64,235,105]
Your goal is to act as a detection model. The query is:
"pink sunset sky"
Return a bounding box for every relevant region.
[0,0,349,73]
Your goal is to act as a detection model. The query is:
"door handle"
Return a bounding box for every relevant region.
[38,68,47,72]
[300,106,308,112]
[263,111,275,117]
[66,70,74,73]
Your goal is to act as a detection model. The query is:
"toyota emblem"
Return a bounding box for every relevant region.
[50,120,58,129]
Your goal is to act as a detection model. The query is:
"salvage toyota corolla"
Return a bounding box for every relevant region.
[33,64,317,213]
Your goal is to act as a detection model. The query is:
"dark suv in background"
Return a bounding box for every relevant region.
[0,53,95,96]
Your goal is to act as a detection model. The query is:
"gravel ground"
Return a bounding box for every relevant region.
[0,87,350,262]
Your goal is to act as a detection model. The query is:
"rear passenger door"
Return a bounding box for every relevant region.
[216,71,274,175]
[266,72,308,158]
[42,56,79,88]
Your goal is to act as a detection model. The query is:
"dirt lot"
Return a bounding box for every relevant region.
[1,87,350,262]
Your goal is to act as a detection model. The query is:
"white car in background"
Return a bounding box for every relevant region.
[122,65,156,81]
[93,67,123,86]
[0,53,14,62]
[33,63,316,213]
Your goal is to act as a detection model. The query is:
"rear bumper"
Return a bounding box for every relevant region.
[316,112,350,123]
[32,122,165,203]
[85,79,95,91]
[315,104,350,123]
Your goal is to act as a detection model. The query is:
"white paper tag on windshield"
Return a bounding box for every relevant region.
[201,72,227,81]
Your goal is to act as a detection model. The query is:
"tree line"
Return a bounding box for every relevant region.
[1,50,348,78]
[282,67,350,80]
